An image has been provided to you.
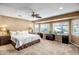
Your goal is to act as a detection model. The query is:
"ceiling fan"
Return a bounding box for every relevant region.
[31,11,42,18]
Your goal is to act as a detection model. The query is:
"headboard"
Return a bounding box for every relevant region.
[9,27,33,33]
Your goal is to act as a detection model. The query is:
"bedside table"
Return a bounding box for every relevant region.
[37,33,43,38]
[0,36,11,46]
[62,35,69,44]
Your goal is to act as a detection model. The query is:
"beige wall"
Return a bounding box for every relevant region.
[71,35,79,45]
[55,35,62,42]
[0,16,33,31]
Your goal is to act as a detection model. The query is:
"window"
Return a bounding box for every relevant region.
[34,24,39,33]
[53,22,69,35]
[72,19,79,36]
[40,24,49,33]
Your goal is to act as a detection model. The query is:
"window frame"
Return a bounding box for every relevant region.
[52,21,69,35]
[71,19,79,36]
[34,23,40,33]
[40,23,50,34]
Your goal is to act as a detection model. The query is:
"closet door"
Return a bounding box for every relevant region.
[71,19,79,45]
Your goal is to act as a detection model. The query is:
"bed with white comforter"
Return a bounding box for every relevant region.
[10,31,41,48]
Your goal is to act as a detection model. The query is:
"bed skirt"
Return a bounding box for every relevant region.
[11,39,40,51]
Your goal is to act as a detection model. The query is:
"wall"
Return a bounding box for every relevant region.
[55,35,62,42]
[71,35,79,45]
[0,15,33,31]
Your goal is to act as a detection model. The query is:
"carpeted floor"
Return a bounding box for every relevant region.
[0,39,79,55]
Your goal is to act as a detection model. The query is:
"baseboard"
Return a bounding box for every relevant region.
[71,42,79,47]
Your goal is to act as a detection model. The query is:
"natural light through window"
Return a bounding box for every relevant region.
[52,22,69,35]
[72,19,79,36]
[40,24,49,33]
[34,24,39,33]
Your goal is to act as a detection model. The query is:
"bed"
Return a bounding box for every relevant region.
[10,31,41,50]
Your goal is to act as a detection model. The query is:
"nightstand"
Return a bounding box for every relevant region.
[37,33,43,38]
[62,35,69,44]
[0,36,11,46]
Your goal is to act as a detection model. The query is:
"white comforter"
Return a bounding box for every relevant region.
[11,34,41,48]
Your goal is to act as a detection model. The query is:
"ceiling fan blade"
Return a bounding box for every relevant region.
[35,15,42,18]
[37,16,42,18]
[35,14,39,15]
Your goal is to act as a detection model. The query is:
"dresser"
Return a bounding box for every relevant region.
[0,36,11,46]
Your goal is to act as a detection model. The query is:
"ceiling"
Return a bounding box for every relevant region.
[0,3,79,21]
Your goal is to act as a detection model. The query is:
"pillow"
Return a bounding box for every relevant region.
[10,31,29,35]
[10,31,16,35]
[16,31,22,34]
[22,31,28,34]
